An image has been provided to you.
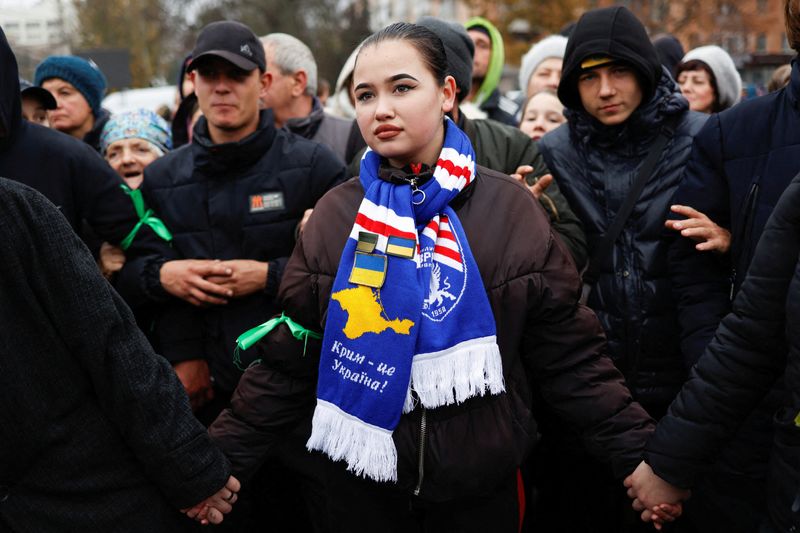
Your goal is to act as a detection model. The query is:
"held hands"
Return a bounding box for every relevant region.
[173,359,214,411]
[160,259,234,306]
[664,205,731,253]
[624,461,690,530]
[182,475,241,525]
[98,242,126,279]
[511,166,553,200]
[205,259,269,298]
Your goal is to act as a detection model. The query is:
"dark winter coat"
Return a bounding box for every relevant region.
[0,178,229,532]
[209,164,654,502]
[284,96,365,165]
[537,71,708,412]
[0,27,155,253]
[479,88,519,126]
[117,110,347,393]
[645,172,800,532]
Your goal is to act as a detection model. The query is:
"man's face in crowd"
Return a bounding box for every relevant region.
[21,95,50,126]
[261,45,304,122]
[577,63,643,126]
[41,78,93,135]
[191,56,267,139]
[468,29,491,80]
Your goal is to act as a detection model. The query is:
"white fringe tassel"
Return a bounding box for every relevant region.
[306,399,398,482]
[410,335,505,409]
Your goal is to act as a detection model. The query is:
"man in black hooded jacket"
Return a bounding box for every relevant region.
[533,7,706,531]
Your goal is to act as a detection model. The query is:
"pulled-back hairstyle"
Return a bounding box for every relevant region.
[675,59,721,111]
[355,22,449,86]
[787,0,800,52]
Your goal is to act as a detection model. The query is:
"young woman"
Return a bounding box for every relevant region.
[209,23,654,531]
[518,89,566,141]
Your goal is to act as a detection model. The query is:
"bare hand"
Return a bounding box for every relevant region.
[511,166,553,200]
[664,205,731,253]
[98,242,126,279]
[624,462,690,525]
[160,259,233,306]
[298,208,314,235]
[205,259,268,298]
[182,476,241,525]
[173,359,214,411]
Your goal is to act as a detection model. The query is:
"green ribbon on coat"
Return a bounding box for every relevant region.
[119,184,173,250]
[233,312,322,371]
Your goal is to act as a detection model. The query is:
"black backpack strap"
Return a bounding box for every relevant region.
[583,114,681,284]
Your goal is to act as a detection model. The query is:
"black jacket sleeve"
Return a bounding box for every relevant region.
[644,176,800,488]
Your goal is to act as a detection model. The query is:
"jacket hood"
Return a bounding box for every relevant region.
[0,27,22,145]
[465,17,504,106]
[565,67,689,149]
[559,6,661,112]
[681,45,742,110]
[326,44,361,119]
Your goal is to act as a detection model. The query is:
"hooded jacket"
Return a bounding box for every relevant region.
[465,17,518,126]
[117,110,347,393]
[538,10,707,411]
[0,27,163,257]
[209,164,654,502]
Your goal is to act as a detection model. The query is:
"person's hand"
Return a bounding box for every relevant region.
[624,461,690,525]
[205,259,269,298]
[298,208,314,235]
[173,359,214,411]
[511,166,553,200]
[98,242,126,279]
[647,502,683,531]
[182,476,241,525]
[664,205,731,253]
[160,259,233,306]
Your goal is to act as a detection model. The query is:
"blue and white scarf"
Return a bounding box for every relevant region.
[306,119,504,482]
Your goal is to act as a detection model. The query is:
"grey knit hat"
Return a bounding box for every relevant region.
[518,35,568,93]
[681,45,742,110]
[416,16,475,99]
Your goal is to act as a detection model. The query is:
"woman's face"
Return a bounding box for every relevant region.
[353,39,455,169]
[519,92,566,141]
[105,138,160,189]
[677,68,716,113]
[41,78,94,137]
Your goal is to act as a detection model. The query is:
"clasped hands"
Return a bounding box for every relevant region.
[624,461,690,530]
[181,475,241,525]
[160,258,269,307]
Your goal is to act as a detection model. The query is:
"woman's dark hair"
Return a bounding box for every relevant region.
[675,59,721,112]
[355,22,449,86]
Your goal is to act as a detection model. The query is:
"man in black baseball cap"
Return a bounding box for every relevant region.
[19,78,56,126]
[188,20,266,73]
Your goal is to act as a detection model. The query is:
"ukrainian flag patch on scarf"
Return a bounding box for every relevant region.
[306,119,504,482]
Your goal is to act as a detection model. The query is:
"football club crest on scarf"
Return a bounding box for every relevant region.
[307,118,504,483]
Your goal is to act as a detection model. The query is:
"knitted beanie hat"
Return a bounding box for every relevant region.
[34,55,107,117]
[681,45,742,110]
[100,108,172,155]
[518,35,568,93]
[417,16,475,99]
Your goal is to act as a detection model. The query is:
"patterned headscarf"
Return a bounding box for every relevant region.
[100,109,172,155]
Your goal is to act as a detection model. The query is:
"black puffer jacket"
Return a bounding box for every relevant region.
[209,165,654,502]
[645,172,800,532]
[538,72,707,412]
[117,110,347,392]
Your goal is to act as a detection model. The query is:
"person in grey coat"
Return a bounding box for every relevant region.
[0,177,239,531]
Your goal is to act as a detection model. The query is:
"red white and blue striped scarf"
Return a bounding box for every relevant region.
[306,118,504,482]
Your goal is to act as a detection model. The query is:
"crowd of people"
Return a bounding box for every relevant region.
[3,2,800,532]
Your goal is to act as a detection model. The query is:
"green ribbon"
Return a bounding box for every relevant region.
[119,184,173,250]
[795,410,800,428]
[233,312,322,371]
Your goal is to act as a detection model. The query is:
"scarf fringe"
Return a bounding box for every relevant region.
[307,399,398,482]
[410,336,505,409]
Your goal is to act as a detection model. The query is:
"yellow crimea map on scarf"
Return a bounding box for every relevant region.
[331,286,414,340]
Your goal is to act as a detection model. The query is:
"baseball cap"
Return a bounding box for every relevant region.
[19,79,56,109]
[188,20,266,72]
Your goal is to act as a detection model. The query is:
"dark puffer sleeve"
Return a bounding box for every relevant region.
[644,177,800,488]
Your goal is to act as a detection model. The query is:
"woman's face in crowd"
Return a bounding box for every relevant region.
[41,78,94,136]
[527,57,563,97]
[353,39,455,169]
[105,138,160,189]
[519,92,566,141]
[677,68,716,114]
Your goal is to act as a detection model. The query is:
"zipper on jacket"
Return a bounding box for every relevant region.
[413,407,428,496]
